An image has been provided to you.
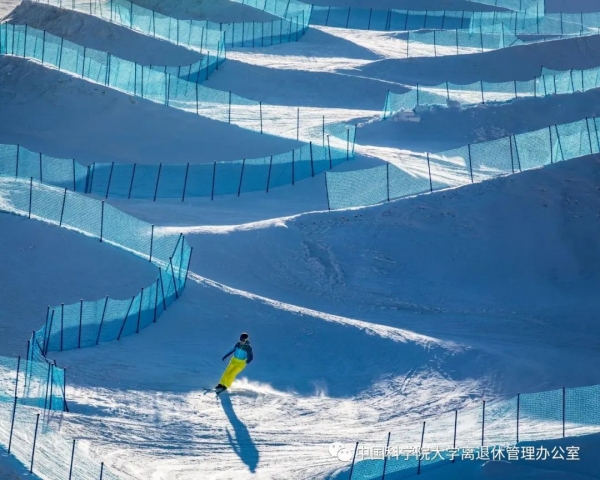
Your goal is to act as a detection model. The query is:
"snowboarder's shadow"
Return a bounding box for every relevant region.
[219,394,259,473]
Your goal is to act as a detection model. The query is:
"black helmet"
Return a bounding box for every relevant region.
[240,333,249,341]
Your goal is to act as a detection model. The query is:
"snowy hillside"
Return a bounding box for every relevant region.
[1,0,599,478]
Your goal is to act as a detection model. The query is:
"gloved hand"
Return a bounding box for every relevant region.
[246,360,252,365]
[222,356,226,361]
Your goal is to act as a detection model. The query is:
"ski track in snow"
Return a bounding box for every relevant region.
[1,0,600,478]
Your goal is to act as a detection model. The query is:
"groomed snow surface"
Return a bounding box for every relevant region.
[1,0,600,478]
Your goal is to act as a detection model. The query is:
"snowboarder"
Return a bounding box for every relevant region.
[215,333,253,394]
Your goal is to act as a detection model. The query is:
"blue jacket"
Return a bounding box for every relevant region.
[223,341,253,364]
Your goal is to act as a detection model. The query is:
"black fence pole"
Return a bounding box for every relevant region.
[169,257,179,299]
[105,162,114,199]
[100,462,104,480]
[182,163,190,202]
[259,101,263,134]
[426,153,433,192]
[100,200,104,242]
[117,296,136,340]
[482,400,486,446]
[30,413,40,473]
[211,161,216,200]
[13,356,21,398]
[78,299,83,348]
[417,421,426,474]
[292,149,295,185]
[516,393,520,443]
[39,153,43,183]
[7,395,17,454]
[128,163,137,199]
[348,442,359,479]
[467,144,474,183]
[562,387,566,438]
[324,174,331,211]
[153,163,162,201]
[69,439,76,480]
[159,268,167,311]
[452,409,457,463]
[136,287,144,334]
[96,296,109,346]
[228,91,232,124]
[238,159,246,196]
[266,155,273,192]
[28,177,33,219]
[382,432,391,479]
[346,129,350,161]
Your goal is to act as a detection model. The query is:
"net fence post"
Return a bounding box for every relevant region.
[105,162,114,199]
[100,200,104,242]
[128,163,137,199]
[516,393,520,443]
[96,296,109,346]
[562,387,566,438]
[30,413,40,473]
[417,421,426,474]
[259,101,263,134]
[238,159,246,196]
[452,409,457,463]
[348,441,359,479]
[324,174,330,211]
[136,287,144,334]
[481,400,486,447]
[28,177,33,219]
[153,163,162,201]
[467,144,474,182]
[78,299,83,348]
[211,161,216,200]
[182,163,190,202]
[382,431,391,477]
[426,153,433,192]
[266,155,273,192]
[117,296,136,340]
[69,439,76,480]
[292,149,295,185]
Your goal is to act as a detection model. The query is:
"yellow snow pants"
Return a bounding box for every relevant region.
[219,357,246,388]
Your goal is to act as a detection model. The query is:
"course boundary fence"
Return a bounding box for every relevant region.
[0,22,356,149]
[0,175,193,478]
[309,6,599,35]
[344,383,600,478]
[34,0,311,50]
[0,136,353,201]
[382,64,600,117]
[325,115,600,210]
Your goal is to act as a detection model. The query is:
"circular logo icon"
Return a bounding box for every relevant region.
[329,442,344,458]
[337,446,354,462]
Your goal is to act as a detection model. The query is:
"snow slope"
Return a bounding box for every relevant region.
[1,0,600,478]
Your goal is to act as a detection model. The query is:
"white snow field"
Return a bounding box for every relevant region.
[1,0,600,478]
